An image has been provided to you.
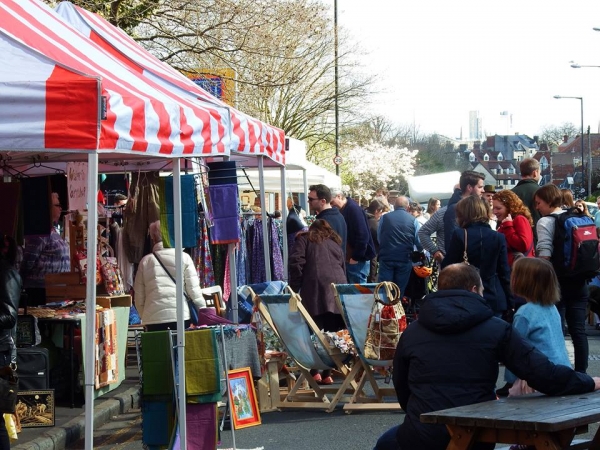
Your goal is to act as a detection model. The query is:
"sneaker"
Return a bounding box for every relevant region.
[496,382,513,397]
[312,373,322,383]
[319,376,334,385]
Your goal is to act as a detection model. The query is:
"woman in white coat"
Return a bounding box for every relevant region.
[134,220,206,331]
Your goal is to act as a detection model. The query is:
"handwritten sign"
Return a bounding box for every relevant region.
[66,162,87,211]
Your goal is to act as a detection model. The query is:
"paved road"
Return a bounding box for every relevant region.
[67,331,600,450]
[69,410,142,450]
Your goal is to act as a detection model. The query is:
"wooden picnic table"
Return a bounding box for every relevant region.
[420,391,600,449]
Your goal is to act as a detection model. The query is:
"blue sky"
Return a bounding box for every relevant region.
[339,0,600,139]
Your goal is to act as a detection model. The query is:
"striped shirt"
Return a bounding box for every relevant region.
[418,206,447,255]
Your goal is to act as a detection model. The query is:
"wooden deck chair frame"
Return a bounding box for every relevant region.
[332,283,401,412]
[253,287,358,412]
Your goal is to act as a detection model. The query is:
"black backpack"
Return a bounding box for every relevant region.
[549,207,600,281]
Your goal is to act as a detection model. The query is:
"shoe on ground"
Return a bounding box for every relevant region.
[319,376,334,385]
[496,382,512,397]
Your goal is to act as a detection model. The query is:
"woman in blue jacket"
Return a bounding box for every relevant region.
[442,196,512,316]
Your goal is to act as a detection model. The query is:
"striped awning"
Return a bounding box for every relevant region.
[0,0,230,156]
[56,1,286,165]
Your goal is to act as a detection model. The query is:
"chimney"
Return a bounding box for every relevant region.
[533,135,539,144]
[563,134,568,143]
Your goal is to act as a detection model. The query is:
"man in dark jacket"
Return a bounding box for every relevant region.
[374,263,600,450]
[308,184,347,256]
[330,187,376,283]
[512,157,541,238]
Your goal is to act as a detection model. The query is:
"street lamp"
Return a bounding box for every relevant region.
[571,63,600,69]
[553,95,585,195]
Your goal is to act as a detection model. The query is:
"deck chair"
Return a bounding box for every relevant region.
[332,283,401,412]
[255,288,358,412]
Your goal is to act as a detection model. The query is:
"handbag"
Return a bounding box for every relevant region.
[364,282,407,361]
[153,252,199,325]
[0,364,18,414]
[462,228,470,265]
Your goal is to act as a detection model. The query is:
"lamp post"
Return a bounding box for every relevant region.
[553,95,585,195]
[334,0,339,176]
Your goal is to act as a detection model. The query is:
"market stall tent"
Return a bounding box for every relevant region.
[0,1,278,448]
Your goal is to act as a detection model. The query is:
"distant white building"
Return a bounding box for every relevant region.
[469,111,483,140]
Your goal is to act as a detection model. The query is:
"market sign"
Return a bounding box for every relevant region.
[187,68,236,106]
[66,162,87,211]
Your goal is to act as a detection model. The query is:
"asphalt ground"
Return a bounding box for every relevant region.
[15,326,600,450]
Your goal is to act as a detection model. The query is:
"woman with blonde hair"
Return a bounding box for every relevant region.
[492,190,534,267]
[424,197,440,220]
[442,196,512,316]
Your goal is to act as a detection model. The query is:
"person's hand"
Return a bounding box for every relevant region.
[593,377,600,391]
[502,214,513,223]
[433,251,444,263]
[349,258,358,265]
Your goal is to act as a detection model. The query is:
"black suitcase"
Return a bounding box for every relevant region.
[17,347,50,390]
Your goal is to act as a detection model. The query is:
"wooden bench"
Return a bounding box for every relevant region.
[421,392,600,449]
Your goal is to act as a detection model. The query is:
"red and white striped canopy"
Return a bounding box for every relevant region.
[56,1,286,166]
[0,0,229,157]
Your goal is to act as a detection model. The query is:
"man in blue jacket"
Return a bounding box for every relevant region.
[330,187,376,283]
[377,196,422,295]
[374,263,600,450]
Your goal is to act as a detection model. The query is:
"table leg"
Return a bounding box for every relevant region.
[446,425,478,450]
[69,322,75,408]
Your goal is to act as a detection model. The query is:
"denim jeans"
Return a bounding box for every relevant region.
[378,259,413,295]
[346,260,370,284]
[557,280,589,373]
[374,426,401,450]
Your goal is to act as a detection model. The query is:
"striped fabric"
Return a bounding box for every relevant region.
[0,0,228,156]
[56,2,286,165]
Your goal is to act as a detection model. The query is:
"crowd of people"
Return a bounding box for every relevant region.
[284,157,600,450]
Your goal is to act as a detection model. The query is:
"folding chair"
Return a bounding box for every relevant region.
[332,283,401,412]
[255,288,358,412]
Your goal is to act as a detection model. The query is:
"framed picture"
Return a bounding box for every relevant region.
[227,367,261,429]
[16,390,55,428]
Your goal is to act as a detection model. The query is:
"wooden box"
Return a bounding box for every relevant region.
[44,273,86,303]
[97,294,132,309]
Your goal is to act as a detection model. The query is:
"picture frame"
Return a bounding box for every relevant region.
[16,390,55,428]
[227,367,261,429]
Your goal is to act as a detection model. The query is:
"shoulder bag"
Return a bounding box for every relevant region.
[153,252,199,325]
[462,228,470,265]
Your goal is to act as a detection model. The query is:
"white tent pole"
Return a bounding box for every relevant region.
[280,165,288,280]
[173,158,187,449]
[258,157,271,281]
[84,152,98,450]
[303,169,309,214]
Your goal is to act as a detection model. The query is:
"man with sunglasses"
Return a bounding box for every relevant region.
[308,184,347,257]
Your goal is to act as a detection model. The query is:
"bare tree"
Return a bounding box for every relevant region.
[52,0,160,29]
[540,122,578,149]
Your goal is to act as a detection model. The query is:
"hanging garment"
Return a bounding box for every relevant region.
[194,217,215,288]
[159,175,199,249]
[123,172,160,264]
[207,184,240,244]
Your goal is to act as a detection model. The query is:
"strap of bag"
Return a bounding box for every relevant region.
[463,229,469,265]
[374,281,401,305]
[153,252,192,302]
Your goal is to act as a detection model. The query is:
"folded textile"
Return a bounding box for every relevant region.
[198,308,233,326]
[208,184,240,244]
[185,329,220,397]
[171,403,218,450]
[141,331,174,397]
[237,281,288,323]
[142,400,174,447]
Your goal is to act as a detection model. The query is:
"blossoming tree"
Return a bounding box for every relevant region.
[341,142,418,199]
